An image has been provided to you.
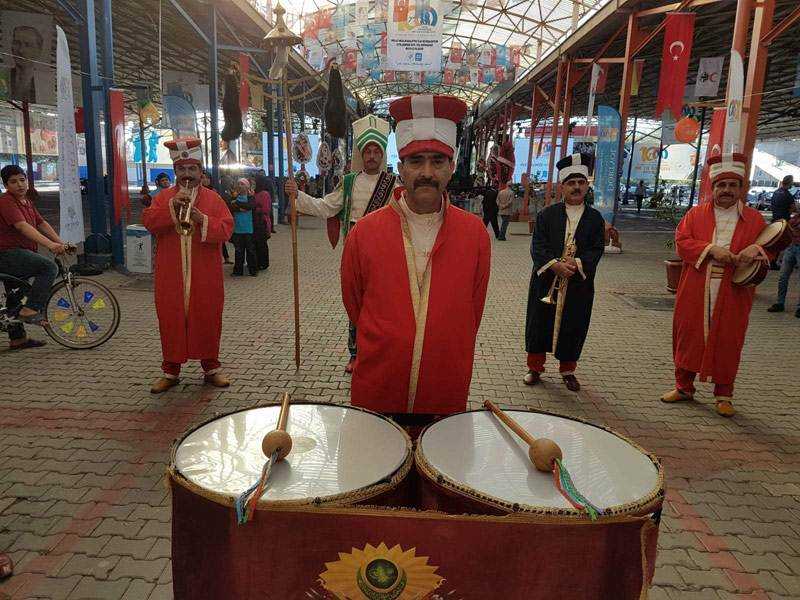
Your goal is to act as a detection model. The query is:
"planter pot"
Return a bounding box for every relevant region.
[664,259,683,294]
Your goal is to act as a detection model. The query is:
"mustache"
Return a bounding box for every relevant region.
[414,180,438,189]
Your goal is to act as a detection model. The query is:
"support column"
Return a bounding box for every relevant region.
[21,102,35,194]
[740,0,774,176]
[207,4,221,190]
[623,115,638,206]
[80,0,111,267]
[545,60,565,206]
[522,90,538,219]
[277,85,286,224]
[616,13,641,216]
[688,106,706,207]
[102,0,123,265]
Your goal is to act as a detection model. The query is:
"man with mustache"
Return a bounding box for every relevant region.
[285,115,396,373]
[662,153,771,416]
[143,138,234,393]
[524,153,605,392]
[340,95,491,416]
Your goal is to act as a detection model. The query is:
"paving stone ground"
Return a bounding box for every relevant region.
[1,208,799,599]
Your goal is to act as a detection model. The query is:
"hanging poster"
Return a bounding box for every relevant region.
[0,107,19,154]
[0,10,55,105]
[386,0,442,71]
[56,26,84,245]
[723,49,743,154]
[594,105,622,224]
[162,69,209,111]
[694,56,724,98]
[630,59,645,96]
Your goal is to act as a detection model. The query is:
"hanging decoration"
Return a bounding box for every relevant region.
[316,140,332,174]
[674,116,700,144]
[221,62,243,141]
[655,13,695,119]
[324,64,347,139]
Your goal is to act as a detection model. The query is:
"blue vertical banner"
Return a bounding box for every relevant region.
[595,105,622,224]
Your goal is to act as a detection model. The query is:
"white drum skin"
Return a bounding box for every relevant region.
[174,403,412,505]
[417,410,663,517]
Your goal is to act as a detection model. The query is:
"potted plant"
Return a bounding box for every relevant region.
[653,187,684,293]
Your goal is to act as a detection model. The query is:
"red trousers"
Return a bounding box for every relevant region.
[527,353,577,375]
[162,359,221,378]
[675,367,733,397]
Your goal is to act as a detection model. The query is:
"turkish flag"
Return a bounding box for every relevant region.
[238,53,250,114]
[655,13,695,118]
[699,108,726,204]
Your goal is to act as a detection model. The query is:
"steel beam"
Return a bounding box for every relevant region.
[217,12,271,81]
[102,0,123,266]
[217,44,270,55]
[740,0,775,171]
[55,0,84,24]
[632,0,698,57]
[207,4,221,190]
[616,12,641,220]
[634,0,724,18]
[760,4,800,46]
[544,59,566,206]
[166,0,210,46]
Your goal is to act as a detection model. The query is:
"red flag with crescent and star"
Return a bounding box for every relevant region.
[699,107,726,204]
[655,13,695,119]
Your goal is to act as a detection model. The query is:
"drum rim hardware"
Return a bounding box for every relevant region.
[414,407,665,520]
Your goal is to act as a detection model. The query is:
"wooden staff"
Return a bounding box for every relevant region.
[484,400,562,472]
[261,391,293,460]
[281,78,301,370]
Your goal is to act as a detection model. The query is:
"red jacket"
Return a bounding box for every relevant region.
[341,194,491,414]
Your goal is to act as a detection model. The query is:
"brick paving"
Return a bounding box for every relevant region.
[1,211,799,599]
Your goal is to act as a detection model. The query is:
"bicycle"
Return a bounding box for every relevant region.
[1,247,121,349]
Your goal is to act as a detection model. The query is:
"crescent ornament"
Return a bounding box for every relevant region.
[669,41,685,60]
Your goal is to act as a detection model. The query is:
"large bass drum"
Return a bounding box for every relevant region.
[169,403,413,598]
[415,409,664,519]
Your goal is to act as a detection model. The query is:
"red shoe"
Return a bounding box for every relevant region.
[345,358,355,374]
[0,552,13,579]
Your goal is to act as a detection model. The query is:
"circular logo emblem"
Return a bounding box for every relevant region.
[181,151,189,158]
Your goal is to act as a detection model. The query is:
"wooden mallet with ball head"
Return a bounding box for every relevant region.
[261,392,293,460]
[484,400,562,472]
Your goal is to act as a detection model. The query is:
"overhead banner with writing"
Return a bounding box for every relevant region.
[723,49,743,154]
[386,0,442,71]
[56,26,84,244]
[694,56,724,98]
[594,105,622,224]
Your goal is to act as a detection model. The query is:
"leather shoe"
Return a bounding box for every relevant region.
[795,307,800,318]
[150,377,179,394]
[715,397,736,417]
[767,303,784,313]
[523,370,540,385]
[0,552,12,579]
[204,372,231,387]
[344,358,355,374]
[661,388,693,403]
[562,374,580,392]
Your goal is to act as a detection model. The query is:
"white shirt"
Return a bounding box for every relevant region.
[399,198,444,278]
[295,171,381,221]
[565,202,585,244]
[709,202,741,315]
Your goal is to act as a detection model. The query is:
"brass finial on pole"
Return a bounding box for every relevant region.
[264,3,303,370]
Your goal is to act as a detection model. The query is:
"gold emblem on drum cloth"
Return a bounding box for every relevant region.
[318,542,443,600]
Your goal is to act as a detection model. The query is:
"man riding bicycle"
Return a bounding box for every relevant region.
[0,165,68,347]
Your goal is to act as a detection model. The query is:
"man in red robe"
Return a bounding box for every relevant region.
[143,138,234,393]
[662,153,771,416]
[341,95,491,416]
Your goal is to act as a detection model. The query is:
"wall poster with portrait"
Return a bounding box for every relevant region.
[0,11,56,105]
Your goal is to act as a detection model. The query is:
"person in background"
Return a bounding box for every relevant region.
[497,179,515,241]
[153,172,171,197]
[0,165,67,330]
[635,180,645,214]
[252,175,272,270]
[771,175,796,222]
[230,177,258,276]
[767,210,800,317]
[201,170,233,264]
[482,182,501,239]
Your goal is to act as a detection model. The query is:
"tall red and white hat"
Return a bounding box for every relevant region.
[389,94,468,159]
[165,137,203,166]
[707,152,748,185]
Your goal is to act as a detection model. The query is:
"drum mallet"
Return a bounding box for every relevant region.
[484,400,562,472]
[235,392,293,525]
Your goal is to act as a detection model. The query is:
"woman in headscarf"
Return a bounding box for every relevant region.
[252,175,272,270]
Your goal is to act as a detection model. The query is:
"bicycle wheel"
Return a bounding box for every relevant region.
[43,278,121,349]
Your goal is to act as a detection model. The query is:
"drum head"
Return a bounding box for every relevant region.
[173,404,411,505]
[732,261,760,285]
[418,410,662,516]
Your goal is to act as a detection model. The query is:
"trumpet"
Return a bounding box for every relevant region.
[175,184,196,236]
[540,241,576,353]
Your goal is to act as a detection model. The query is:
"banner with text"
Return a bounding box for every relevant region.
[595,105,622,224]
[386,0,442,71]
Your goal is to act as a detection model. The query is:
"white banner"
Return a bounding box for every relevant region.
[694,56,724,98]
[56,26,84,245]
[723,50,744,154]
[584,62,601,135]
[386,0,442,71]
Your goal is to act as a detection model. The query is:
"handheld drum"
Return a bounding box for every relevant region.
[733,219,792,287]
[415,408,663,520]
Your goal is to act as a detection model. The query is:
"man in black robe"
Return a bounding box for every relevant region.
[524,153,605,392]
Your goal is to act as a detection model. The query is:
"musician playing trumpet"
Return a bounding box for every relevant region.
[143,138,233,394]
[524,153,605,392]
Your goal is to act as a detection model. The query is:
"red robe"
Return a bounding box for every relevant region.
[341,194,491,415]
[143,185,233,364]
[673,201,768,384]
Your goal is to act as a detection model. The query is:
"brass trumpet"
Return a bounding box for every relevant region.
[540,241,577,353]
[177,201,194,236]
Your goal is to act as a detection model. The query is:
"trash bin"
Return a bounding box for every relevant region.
[125,224,152,274]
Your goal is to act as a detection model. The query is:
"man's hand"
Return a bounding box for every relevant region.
[735,244,766,266]
[49,242,68,255]
[710,245,735,264]
[552,261,577,278]
[189,208,205,224]
[284,178,298,199]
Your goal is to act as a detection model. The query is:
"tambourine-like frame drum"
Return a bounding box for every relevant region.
[169,403,413,510]
[415,409,664,520]
[733,219,791,287]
